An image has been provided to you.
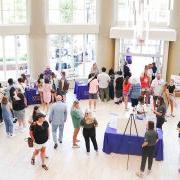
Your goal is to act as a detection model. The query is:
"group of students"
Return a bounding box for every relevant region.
[0,74,27,137]
[28,95,98,171]
[37,69,69,113]
[0,63,179,174]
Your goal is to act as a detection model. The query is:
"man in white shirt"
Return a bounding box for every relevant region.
[151,73,165,110]
[97,67,110,102]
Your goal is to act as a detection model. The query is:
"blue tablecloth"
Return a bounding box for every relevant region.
[25,88,41,105]
[74,81,89,100]
[102,126,163,161]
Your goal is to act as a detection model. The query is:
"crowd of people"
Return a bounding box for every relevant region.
[88,62,179,176]
[0,62,179,174]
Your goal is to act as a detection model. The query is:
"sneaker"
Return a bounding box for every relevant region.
[95,150,99,155]
[86,152,90,156]
[6,134,10,138]
[147,170,152,175]
[136,171,143,178]
[54,143,58,149]
[9,134,15,137]
[58,140,62,143]
[72,144,80,148]
[171,113,175,117]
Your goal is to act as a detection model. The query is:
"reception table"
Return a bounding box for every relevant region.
[102,125,163,161]
[74,81,89,100]
[25,88,41,105]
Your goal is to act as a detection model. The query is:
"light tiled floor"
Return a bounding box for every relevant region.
[0,92,180,180]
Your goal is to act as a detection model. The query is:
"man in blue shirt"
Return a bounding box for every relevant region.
[49,95,67,149]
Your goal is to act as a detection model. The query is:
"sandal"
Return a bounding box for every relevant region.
[42,164,48,171]
[31,158,35,165]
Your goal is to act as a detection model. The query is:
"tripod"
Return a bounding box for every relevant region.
[123,113,139,170]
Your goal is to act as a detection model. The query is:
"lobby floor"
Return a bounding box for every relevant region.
[0,92,179,180]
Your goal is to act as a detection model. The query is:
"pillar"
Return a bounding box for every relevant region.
[96,0,115,72]
[29,0,48,80]
[167,0,180,80]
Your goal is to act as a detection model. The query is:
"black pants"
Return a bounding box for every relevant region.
[140,146,155,172]
[0,103,2,123]
[83,128,98,152]
[109,85,114,99]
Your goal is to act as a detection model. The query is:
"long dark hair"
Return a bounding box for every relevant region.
[38,73,44,84]
[32,106,39,121]
[124,76,129,85]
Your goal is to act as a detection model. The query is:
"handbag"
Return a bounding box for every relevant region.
[25,137,34,148]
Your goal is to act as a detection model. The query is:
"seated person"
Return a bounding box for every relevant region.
[136,96,146,120]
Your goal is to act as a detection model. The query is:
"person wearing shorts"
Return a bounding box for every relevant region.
[88,73,99,111]
[128,78,141,110]
[12,89,26,131]
[30,113,49,171]
[123,76,131,110]
[151,73,164,110]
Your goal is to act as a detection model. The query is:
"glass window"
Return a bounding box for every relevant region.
[48,34,96,78]
[0,0,27,24]
[0,37,4,81]
[116,0,172,26]
[48,0,96,24]
[0,35,29,81]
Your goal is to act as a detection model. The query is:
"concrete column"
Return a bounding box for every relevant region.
[167,0,180,80]
[29,0,48,80]
[96,0,115,72]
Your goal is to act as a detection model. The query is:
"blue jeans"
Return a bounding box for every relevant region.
[4,118,13,135]
[52,124,64,143]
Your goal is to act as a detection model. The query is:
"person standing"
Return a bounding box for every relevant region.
[123,76,131,110]
[51,72,58,103]
[97,67,110,102]
[1,96,14,137]
[42,78,52,113]
[49,95,67,149]
[57,71,69,101]
[37,73,44,105]
[12,88,26,131]
[136,121,158,177]
[128,78,141,111]
[151,73,164,110]
[162,83,170,110]
[140,67,151,105]
[80,110,98,154]
[6,78,16,102]
[88,73,99,111]
[114,71,124,104]
[0,83,4,124]
[108,68,115,100]
[177,121,180,173]
[151,62,157,81]
[123,61,131,78]
[70,100,83,148]
[168,79,176,117]
[152,96,166,129]
[90,63,99,76]
[30,113,49,171]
